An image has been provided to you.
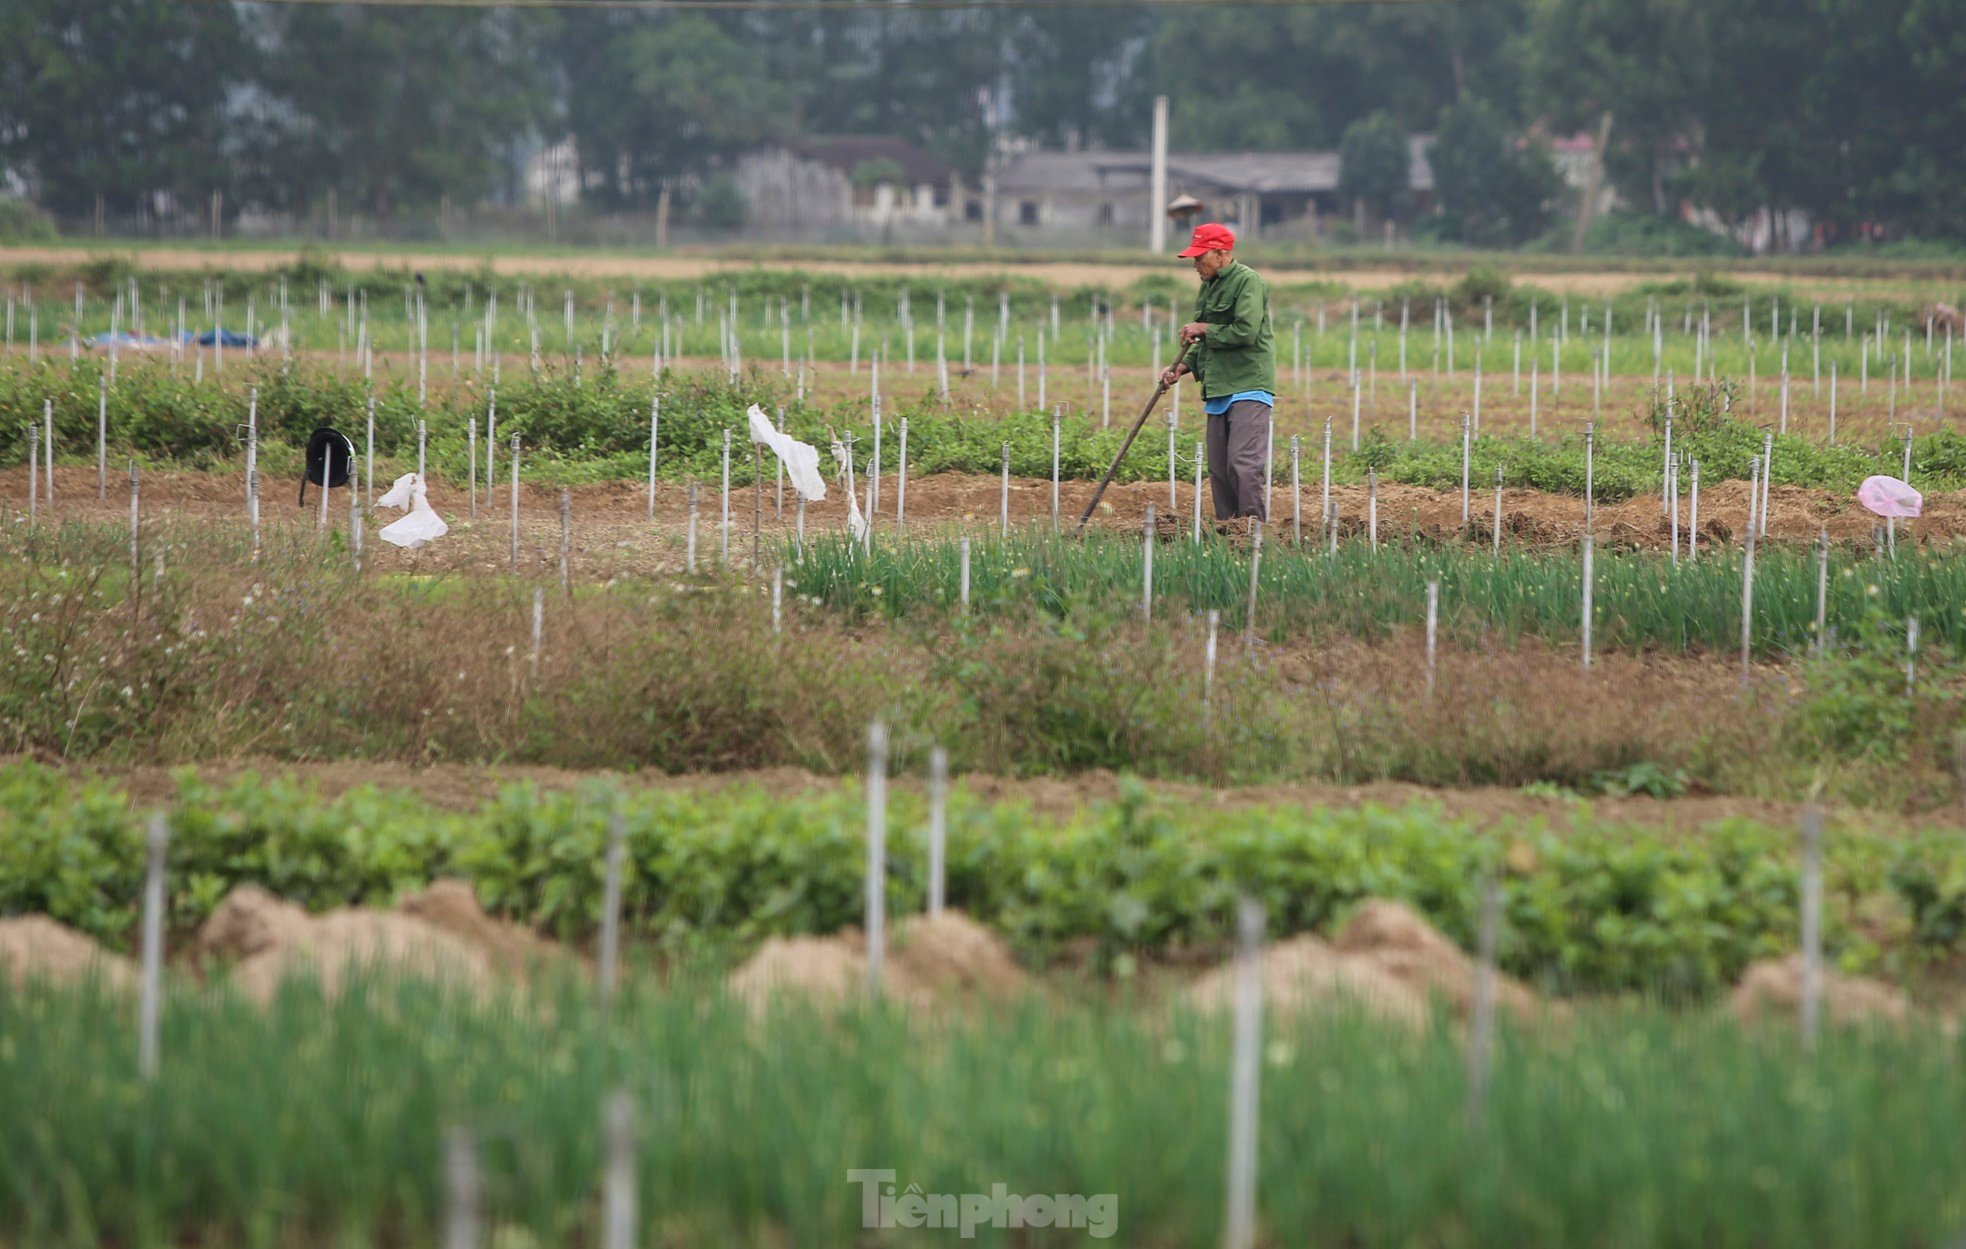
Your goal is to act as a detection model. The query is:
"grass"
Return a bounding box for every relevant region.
[1,515,1961,808]
[4,975,1966,1247]
[790,527,1966,657]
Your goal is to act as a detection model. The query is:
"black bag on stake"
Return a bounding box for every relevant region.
[299,427,357,506]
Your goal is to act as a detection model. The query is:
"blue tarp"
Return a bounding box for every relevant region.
[181,327,257,348]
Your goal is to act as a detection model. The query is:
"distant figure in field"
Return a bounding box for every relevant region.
[1160,222,1276,527]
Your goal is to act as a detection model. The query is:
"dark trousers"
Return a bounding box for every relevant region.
[1205,399,1272,522]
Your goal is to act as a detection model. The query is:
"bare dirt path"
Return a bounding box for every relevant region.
[11,466,1950,590]
[65,755,1912,835]
[11,464,1961,584]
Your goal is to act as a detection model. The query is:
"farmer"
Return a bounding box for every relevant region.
[1160,222,1275,527]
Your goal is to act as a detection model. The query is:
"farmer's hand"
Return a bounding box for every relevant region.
[1179,321,1212,345]
[1159,364,1187,388]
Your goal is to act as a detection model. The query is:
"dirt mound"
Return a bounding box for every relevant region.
[197,885,493,1003]
[1729,955,1912,1028]
[893,912,1028,996]
[194,884,313,959]
[1185,899,1551,1029]
[1333,900,1541,1023]
[396,879,562,974]
[728,933,877,1008]
[1187,935,1429,1030]
[0,917,135,991]
[727,911,1028,1008]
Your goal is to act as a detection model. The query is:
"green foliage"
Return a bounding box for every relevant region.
[1584,211,1746,258]
[691,175,749,232]
[568,14,792,208]
[0,199,55,244]
[1338,110,1411,220]
[1789,609,1959,766]
[1451,262,1514,309]
[1586,760,1690,799]
[1429,99,1566,246]
[5,0,1966,246]
[9,354,1953,504]
[250,6,547,218]
[0,0,245,218]
[3,762,1963,993]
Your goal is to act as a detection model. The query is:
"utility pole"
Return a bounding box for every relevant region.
[1149,95,1170,254]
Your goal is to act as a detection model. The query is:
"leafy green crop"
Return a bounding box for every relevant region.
[5,357,1960,498]
[3,763,1963,994]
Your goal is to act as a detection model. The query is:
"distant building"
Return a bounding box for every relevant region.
[991,141,1435,241]
[1548,131,1618,217]
[735,137,969,235]
[524,138,583,207]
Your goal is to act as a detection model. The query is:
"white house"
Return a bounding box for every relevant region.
[734,137,969,236]
[990,140,1436,242]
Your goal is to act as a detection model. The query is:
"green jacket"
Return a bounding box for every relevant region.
[1186,260,1276,400]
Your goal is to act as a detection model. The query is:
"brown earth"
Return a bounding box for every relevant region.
[9,462,1961,589]
[194,882,497,1002]
[1186,934,1431,1029]
[1728,954,1913,1027]
[0,885,1944,1023]
[397,878,568,975]
[726,911,1027,1009]
[1332,899,1542,1024]
[0,915,136,991]
[1186,900,1546,1030]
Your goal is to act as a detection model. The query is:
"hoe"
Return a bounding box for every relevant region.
[1073,342,1192,537]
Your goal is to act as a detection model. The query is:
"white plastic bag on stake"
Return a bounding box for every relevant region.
[746,404,826,501]
[375,472,449,549]
[830,436,867,543]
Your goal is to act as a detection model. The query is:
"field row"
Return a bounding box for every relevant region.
[5,761,1961,992]
[790,527,1966,663]
[4,519,1963,808]
[22,301,1959,385]
[8,972,1964,1249]
[8,259,1958,365]
[3,359,1962,498]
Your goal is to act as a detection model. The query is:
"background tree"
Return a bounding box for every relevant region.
[1338,111,1410,227]
[4,0,1965,246]
[1521,0,1713,215]
[1003,9,1154,152]
[251,5,545,219]
[0,0,245,219]
[1429,98,1564,245]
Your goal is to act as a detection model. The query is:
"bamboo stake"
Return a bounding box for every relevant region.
[1223,896,1264,1249]
[865,720,888,999]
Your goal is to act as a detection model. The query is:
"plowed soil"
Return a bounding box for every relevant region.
[79,754,1933,834]
[12,463,1959,582]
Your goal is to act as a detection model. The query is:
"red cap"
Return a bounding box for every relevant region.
[1177,222,1235,257]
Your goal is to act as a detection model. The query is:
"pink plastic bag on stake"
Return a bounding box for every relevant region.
[1857,475,1922,519]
